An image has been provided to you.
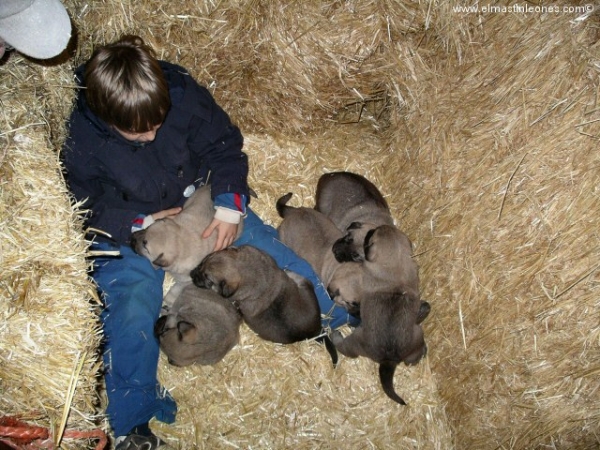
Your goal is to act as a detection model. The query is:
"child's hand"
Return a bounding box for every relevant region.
[202,219,238,251]
[151,207,182,220]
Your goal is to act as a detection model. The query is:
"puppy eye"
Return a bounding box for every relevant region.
[347,222,362,230]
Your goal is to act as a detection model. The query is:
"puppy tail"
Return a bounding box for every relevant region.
[276,192,294,218]
[316,334,339,368]
[379,360,406,405]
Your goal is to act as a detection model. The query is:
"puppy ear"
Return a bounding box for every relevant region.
[152,252,171,268]
[220,280,237,298]
[177,321,198,343]
[154,315,168,337]
[363,229,377,261]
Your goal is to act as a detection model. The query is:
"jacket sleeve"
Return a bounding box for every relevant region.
[184,79,250,200]
[62,117,141,243]
[213,192,247,224]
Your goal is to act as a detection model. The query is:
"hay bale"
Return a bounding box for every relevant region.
[2,0,599,448]
[387,9,600,449]
[0,54,105,446]
[72,0,432,138]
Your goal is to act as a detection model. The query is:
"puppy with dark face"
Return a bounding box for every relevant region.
[276,193,365,316]
[154,282,242,367]
[331,289,429,405]
[190,245,324,345]
[130,185,244,307]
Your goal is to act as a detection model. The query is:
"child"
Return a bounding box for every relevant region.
[62,35,357,450]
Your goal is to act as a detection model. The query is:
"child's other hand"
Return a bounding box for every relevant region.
[202,219,238,251]
[151,207,182,220]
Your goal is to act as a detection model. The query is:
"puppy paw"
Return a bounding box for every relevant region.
[331,330,344,346]
[347,302,361,318]
[417,300,431,324]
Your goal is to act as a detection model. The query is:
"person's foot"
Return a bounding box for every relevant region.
[114,432,172,450]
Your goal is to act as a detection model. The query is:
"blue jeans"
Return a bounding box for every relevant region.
[91,208,358,436]
[92,244,176,437]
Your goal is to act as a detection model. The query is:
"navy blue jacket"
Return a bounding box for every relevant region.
[62,61,249,245]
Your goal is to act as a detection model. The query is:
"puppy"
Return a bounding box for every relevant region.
[130,185,243,307]
[331,289,428,405]
[316,171,394,262]
[276,193,365,316]
[154,282,242,366]
[191,245,325,345]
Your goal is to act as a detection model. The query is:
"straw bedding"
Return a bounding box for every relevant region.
[1,0,599,449]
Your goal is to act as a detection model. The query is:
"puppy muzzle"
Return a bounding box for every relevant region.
[332,234,362,262]
[190,266,211,289]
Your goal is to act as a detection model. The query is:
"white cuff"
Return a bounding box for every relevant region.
[142,215,155,229]
[214,206,243,224]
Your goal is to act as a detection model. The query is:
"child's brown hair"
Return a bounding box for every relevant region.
[84,35,170,133]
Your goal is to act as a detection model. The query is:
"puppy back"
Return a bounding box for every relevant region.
[361,291,424,361]
[316,171,390,219]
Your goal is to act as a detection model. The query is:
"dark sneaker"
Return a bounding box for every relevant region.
[114,433,173,450]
